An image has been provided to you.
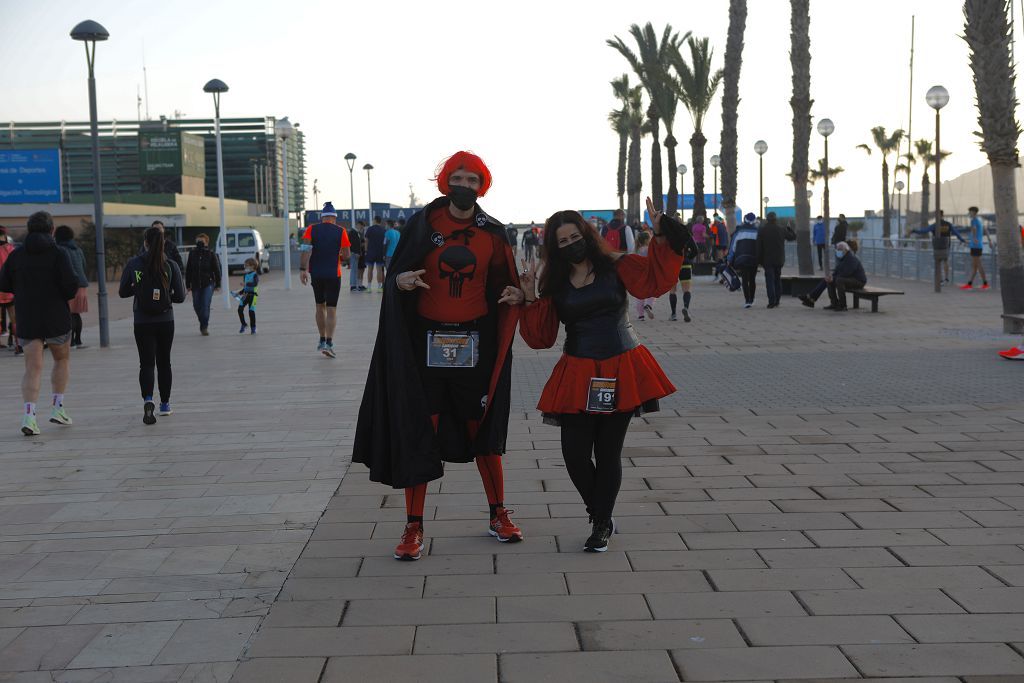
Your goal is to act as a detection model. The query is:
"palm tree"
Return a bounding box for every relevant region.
[673,36,723,221]
[608,23,686,214]
[856,126,905,240]
[623,82,646,227]
[907,140,952,229]
[809,157,845,183]
[964,0,1024,328]
[789,0,814,274]
[609,75,632,211]
[719,0,748,235]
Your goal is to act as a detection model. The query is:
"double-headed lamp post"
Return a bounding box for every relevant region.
[677,164,687,221]
[754,140,768,218]
[363,163,374,223]
[344,153,357,227]
[926,85,949,293]
[275,116,294,290]
[203,78,231,308]
[709,155,721,216]
[71,20,111,347]
[816,118,834,270]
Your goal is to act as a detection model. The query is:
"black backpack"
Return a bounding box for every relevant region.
[136,265,172,315]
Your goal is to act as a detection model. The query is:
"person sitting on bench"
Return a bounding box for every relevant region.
[799,241,866,312]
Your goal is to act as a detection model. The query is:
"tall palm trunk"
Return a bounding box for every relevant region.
[790,0,814,274]
[919,169,930,229]
[627,129,643,227]
[665,134,679,215]
[965,0,1024,330]
[690,130,708,218]
[649,109,664,212]
[616,131,627,210]
[881,158,892,239]
[719,0,747,234]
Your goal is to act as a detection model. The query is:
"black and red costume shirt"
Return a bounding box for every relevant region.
[417,207,512,322]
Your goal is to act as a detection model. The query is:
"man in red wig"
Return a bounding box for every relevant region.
[354,151,526,560]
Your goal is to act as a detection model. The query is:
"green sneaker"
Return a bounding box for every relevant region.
[49,405,72,426]
[21,414,40,436]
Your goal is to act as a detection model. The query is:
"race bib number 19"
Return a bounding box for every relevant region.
[426,331,479,368]
[586,377,617,413]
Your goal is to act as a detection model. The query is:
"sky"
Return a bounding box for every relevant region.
[0,0,1006,223]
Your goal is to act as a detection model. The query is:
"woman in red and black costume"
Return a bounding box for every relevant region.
[353,151,526,561]
[519,199,688,552]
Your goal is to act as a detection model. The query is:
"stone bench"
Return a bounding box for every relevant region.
[852,286,905,313]
[781,275,823,297]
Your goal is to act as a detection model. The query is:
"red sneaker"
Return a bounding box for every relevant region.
[394,522,424,560]
[981,283,991,290]
[959,283,973,290]
[999,347,1024,360]
[488,507,524,543]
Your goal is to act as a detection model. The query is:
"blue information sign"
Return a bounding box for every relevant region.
[0,149,62,204]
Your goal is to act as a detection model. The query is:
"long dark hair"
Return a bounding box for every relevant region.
[144,226,169,289]
[538,210,615,297]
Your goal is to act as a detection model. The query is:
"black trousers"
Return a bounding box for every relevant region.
[816,244,826,270]
[134,320,174,403]
[827,277,863,308]
[763,265,782,306]
[737,266,757,304]
[559,411,633,520]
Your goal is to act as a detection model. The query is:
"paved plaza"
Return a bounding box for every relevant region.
[1,269,1023,682]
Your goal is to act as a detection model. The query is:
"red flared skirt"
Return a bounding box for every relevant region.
[536,344,676,415]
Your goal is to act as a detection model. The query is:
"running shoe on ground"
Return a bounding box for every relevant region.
[682,309,691,322]
[670,313,677,321]
[800,295,815,308]
[250,327,257,335]
[959,283,973,290]
[200,328,209,336]
[73,343,88,349]
[584,517,614,552]
[998,346,1024,360]
[158,403,172,416]
[982,283,991,290]
[643,304,654,319]
[143,401,156,426]
[238,324,247,334]
[14,345,23,356]
[21,414,39,436]
[637,315,645,321]
[489,507,524,543]
[394,522,424,560]
[322,342,336,359]
[49,405,72,426]
[317,340,326,352]
[743,302,753,309]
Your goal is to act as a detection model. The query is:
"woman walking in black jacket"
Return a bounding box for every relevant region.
[119,226,185,424]
[55,225,90,348]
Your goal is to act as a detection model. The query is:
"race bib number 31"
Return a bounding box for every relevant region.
[426,331,479,368]
[586,377,617,413]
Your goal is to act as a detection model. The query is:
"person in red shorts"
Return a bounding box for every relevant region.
[519,198,686,552]
[353,151,526,560]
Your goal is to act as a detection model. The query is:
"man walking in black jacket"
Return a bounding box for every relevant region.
[756,212,796,308]
[799,241,867,311]
[184,233,222,335]
[0,211,80,435]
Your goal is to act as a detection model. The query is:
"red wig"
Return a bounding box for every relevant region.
[434,151,492,197]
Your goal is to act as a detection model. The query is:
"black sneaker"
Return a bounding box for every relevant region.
[682,309,691,322]
[823,304,837,311]
[143,401,157,426]
[799,295,814,308]
[584,517,614,552]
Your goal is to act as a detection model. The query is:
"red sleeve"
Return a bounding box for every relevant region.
[615,237,683,299]
[519,297,560,349]
[302,225,312,240]
[340,229,351,248]
[488,234,512,290]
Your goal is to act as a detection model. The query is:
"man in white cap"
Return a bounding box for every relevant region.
[299,202,351,358]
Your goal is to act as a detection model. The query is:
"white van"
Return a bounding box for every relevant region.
[217,228,270,274]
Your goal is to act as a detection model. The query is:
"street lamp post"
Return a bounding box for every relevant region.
[710,154,720,215]
[275,116,294,290]
[894,179,905,243]
[816,119,834,271]
[71,20,110,347]
[363,163,374,225]
[344,153,357,228]
[676,164,687,221]
[203,78,231,309]
[754,140,768,218]
[926,85,949,293]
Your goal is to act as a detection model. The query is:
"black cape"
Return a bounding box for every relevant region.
[353,197,521,488]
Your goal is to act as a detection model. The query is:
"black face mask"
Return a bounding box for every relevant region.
[447,185,478,211]
[561,239,588,264]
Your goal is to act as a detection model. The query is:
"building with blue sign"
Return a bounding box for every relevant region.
[0,149,62,203]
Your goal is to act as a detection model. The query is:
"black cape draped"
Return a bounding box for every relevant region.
[352,196,521,488]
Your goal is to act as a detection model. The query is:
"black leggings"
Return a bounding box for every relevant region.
[559,411,633,520]
[738,266,757,303]
[134,321,174,403]
[71,313,83,345]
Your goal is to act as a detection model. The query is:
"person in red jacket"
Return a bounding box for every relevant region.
[518,198,685,552]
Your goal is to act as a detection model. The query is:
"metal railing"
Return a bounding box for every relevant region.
[785,238,1000,289]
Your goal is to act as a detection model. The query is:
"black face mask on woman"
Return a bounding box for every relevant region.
[447,185,478,211]
[561,239,588,264]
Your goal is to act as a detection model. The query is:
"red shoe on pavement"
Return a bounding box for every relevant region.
[488,507,524,543]
[998,347,1024,360]
[394,522,424,560]
[959,283,973,290]
[981,283,991,290]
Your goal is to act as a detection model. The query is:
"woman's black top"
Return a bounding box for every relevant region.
[553,269,638,361]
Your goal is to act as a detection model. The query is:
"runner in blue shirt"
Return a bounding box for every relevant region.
[812,215,826,271]
[383,220,401,271]
[299,202,352,357]
[961,206,992,290]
